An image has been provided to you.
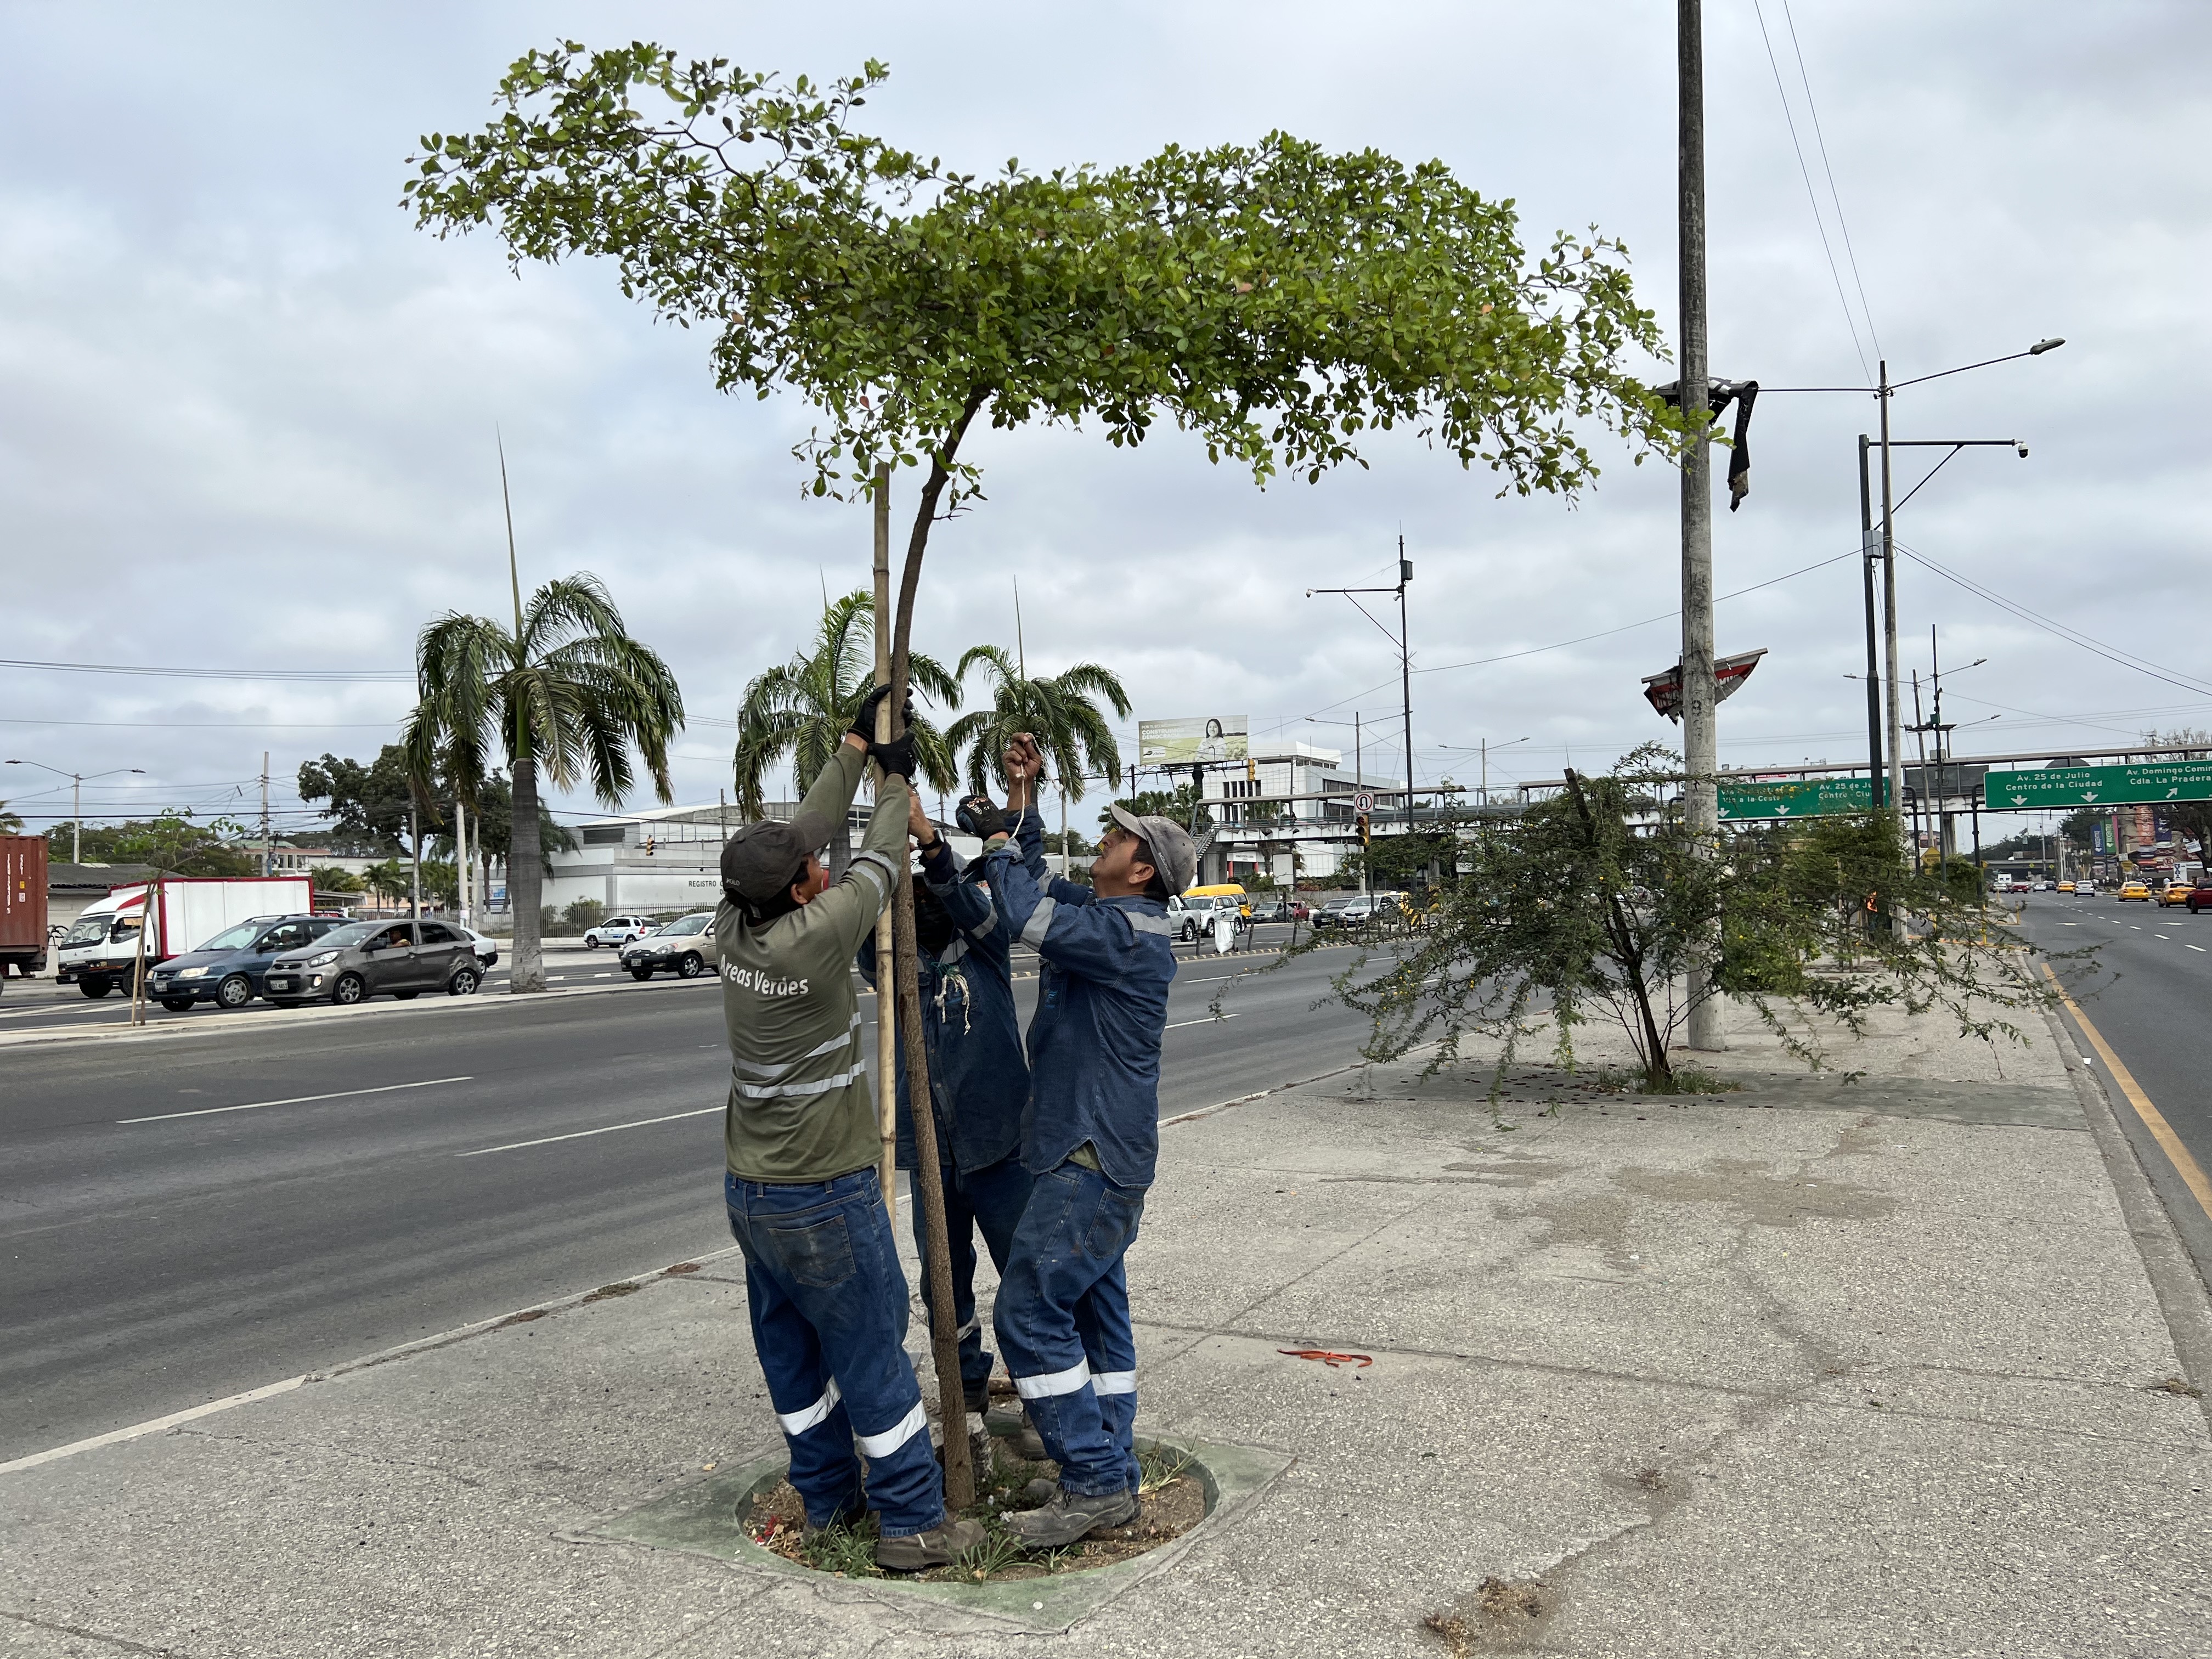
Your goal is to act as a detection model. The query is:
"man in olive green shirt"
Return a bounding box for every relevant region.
[714,690,980,1571]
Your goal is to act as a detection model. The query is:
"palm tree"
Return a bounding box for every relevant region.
[732,590,961,874]
[944,648,1131,864]
[403,572,684,993]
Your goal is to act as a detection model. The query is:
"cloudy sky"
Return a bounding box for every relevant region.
[3,1,2205,847]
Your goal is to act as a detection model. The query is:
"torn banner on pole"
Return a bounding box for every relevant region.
[1655,377,1760,510]
[1644,648,1767,721]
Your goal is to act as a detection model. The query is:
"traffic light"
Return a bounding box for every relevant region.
[1357,812,1372,846]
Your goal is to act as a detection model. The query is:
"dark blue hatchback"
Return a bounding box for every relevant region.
[146,914,347,1012]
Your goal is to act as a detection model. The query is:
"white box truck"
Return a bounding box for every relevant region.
[56,877,315,998]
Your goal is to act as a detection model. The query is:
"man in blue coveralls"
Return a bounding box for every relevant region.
[969,748,1194,1548]
[856,790,1032,1420]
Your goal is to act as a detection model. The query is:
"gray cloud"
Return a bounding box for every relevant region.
[2,1,2205,840]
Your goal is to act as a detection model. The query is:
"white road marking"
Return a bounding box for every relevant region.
[458,1106,720,1157]
[119,1075,474,1125]
[0,1375,307,1474]
[1165,1012,1239,1030]
[2190,945,2208,953]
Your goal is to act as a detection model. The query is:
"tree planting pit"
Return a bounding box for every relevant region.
[570,1427,1294,1633]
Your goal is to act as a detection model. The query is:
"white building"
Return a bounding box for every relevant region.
[1197,741,1398,884]
[543,799,978,916]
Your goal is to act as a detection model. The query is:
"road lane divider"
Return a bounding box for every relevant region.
[457,1105,720,1157]
[2046,966,2212,1224]
[119,1076,475,1125]
[1164,1012,1239,1030]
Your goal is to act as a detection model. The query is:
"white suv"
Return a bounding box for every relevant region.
[583,915,657,949]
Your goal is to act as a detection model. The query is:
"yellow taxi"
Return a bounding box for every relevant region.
[2118,881,2152,902]
[2159,883,2195,907]
[2056,881,2075,893]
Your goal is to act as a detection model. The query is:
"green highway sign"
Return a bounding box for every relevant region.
[1983,760,2212,810]
[1717,777,1874,820]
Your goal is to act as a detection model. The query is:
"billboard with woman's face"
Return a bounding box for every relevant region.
[1138,716,1249,765]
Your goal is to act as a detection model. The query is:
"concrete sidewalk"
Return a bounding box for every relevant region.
[7,1000,2210,1656]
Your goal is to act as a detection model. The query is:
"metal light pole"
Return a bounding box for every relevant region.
[4,760,146,862]
[1678,0,1722,1051]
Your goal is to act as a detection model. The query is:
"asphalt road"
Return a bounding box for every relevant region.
[0,928,1375,1462]
[2014,888,2212,1285]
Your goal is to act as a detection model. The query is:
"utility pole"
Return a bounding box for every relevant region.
[409,804,422,923]
[259,753,271,877]
[1355,712,1367,898]
[1878,362,1905,838]
[1856,437,1886,815]
[1679,0,1722,1051]
[456,793,471,927]
[1398,537,1415,837]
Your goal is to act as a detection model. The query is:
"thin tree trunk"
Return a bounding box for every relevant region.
[511,757,546,992]
[888,391,986,1510]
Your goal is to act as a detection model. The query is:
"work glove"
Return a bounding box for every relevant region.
[870,729,917,781]
[956,794,1007,842]
[847,682,913,744]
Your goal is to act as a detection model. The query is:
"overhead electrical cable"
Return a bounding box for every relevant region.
[1781,0,1882,365]
[1752,0,1872,379]
[0,657,414,683]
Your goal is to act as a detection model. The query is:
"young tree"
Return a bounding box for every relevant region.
[409,41,1670,1504]
[732,589,961,876]
[403,572,684,994]
[1334,749,2070,1093]
[465,771,578,911]
[297,749,418,857]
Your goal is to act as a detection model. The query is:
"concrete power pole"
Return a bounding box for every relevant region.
[1679,0,1723,1052]
[260,752,271,877]
[870,464,898,1219]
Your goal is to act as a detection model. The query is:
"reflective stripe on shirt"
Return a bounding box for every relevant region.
[1127,913,1174,937]
[1020,896,1057,947]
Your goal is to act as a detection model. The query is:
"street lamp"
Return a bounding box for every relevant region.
[1771,338,2063,828]
[4,760,148,864]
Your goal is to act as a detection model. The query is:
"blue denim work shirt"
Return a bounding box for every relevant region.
[983,817,1176,1190]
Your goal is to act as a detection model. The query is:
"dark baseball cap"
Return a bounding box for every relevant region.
[720,808,834,903]
[1107,804,1197,895]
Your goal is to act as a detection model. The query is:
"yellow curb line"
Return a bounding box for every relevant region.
[2046,964,2212,1224]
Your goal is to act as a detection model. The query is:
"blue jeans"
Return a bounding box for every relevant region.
[724,1169,944,1538]
[909,1153,1034,1410]
[992,1160,1144,1496]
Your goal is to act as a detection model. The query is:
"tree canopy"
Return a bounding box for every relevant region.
[406,43,1673,512]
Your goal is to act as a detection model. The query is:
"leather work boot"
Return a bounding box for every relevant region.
[1005,1486,1138,1549]
[874,1516,986,1572]
[1019,1476,1057,1506]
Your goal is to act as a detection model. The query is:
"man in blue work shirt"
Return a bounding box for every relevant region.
[972,765,1194,1548]
[855,790,1032,1420]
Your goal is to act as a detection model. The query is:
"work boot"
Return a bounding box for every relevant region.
[1019,1476,1057,1506]
[874,1516,986,1572]
[1005,1485,1138,1549]
[799,1484,867,1541]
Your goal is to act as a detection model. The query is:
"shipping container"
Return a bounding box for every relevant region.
[1,835,50,990]
[55,876,314,998]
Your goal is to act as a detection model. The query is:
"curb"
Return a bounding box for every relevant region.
[2042,1000,2212,1429]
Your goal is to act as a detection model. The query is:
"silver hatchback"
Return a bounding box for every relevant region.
[264,918,483,1007]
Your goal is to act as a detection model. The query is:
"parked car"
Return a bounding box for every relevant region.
[459,926,500,970]
[146,913,349,1012]
[1311,896,1375,929]
[2117,881,2152,902]
[583,915,657,949]
[263,918,483,1006]
[620,912,719,979]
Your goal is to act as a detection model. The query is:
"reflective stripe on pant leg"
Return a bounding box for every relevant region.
[776,1378,844,1436]
[1012,1358,1091,1400]
[1091,1370,1136,1395]
[853,1400,928,1459]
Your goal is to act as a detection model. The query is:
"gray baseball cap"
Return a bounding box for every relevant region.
[720,808,834,903]
[1107,804,1197,896]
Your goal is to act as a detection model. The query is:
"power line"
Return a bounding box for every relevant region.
[1781,0,1882,365]
[1752,0,1871,380]
[0,657,413,683]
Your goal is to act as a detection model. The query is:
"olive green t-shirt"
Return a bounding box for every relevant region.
[714,744,909,1183]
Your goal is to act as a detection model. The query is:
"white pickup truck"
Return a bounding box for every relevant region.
[57,877,315,998]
